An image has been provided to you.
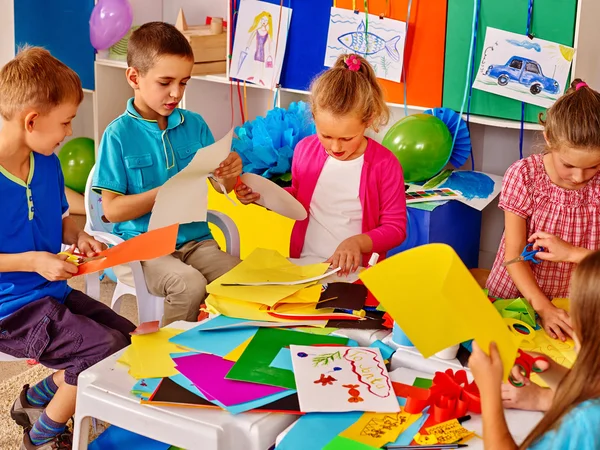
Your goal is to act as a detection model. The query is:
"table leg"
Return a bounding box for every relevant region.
[72,415,91,450]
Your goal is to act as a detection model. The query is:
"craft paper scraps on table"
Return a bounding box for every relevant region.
[359,243,520,380]
[240,172,307,221]
[206,248,330,306]
[323,436,379,450]
[493,297,536,328]
[473,27,575,108]
[77,224,178,275]
[230,0,293,89]
[339,408,421,448]
[168,323,257,357]
[276,412,363,450]
[290,345,399,413]
[226,327,349,389]
[117,328,185,379]
[425,418,475,444]
[148,129,234,231]
[195,314,325,331]
[173,353,289,406]
[324,7,406,83]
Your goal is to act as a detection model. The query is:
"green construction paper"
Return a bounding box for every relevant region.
[292,327,339,335]
[443,0,577,123]
[323,436,379,450]
[413,377,433,389]
[493,298,537,328]
[226,328,348,389]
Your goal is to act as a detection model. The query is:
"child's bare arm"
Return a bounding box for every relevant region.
[101,189,159,223]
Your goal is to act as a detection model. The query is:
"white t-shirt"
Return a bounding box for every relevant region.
[301,155,364,260]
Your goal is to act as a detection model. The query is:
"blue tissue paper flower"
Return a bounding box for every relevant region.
[232,101,316,185]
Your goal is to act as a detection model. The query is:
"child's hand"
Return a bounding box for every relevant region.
[502,379,553,411]
[528,232,576,263]
[214,152,242,180]
[35,252,79,281]
[327,236,362,276]
[235,182,261,205]
[77,232,105,257]
[537,303,572,341]
[469,341,503,396]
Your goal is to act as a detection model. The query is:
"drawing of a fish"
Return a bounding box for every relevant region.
[337,21,402,61]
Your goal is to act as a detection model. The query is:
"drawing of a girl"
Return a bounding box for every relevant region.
[246,11,273,86]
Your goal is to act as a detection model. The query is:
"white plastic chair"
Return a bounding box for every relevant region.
[83,165,240,325]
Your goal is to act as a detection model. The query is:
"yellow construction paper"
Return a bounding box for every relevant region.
[425,419,475,444]
[552,298,570,313]
[359,244,520,380]
[414,433,439,445]
[206,248,329,307]
[223,336,253,362]
[122,328,185,379]
[341,409,421,448]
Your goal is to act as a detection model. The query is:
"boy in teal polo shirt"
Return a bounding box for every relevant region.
[93,22,242,325]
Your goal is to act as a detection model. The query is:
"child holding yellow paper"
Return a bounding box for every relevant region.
[470,251,600,449]
[486,79,600,341]
[236,54,407,275]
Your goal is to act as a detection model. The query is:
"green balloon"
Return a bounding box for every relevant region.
[382,114,453,183]
[58,137,95,194]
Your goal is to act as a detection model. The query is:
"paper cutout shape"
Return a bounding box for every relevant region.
[270,347,293,371]
[230,0,293,89]
[173,353,288,406]
[130,321,160,335]
[324,7,406,83]
[117,328,185,378]
[148,129,234,231]
[290,345,399,413]
[340,409,420,448]
[226,328,349,389]
[473,27,574,108]
[360,244,520,379]
[425,419,475,444]
[240,172,307,220]
[77,224,178,275]
[493,297,536,328]
[207,248,330,306]
[168,324,257,357]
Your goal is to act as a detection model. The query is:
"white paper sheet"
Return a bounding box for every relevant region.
[324,7,406,83]
[148,129,234,231]
[290,345,400,413]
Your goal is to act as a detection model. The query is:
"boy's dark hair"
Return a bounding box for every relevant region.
[127,22,194,74]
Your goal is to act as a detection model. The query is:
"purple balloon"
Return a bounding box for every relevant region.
[90,0,134,50]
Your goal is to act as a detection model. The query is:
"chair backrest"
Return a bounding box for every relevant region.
[84,164,114,234]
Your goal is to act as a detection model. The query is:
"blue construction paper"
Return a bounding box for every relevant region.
[270,347,293,371]
[195,316,250,331]
[277,412,363,450]
[169,325,257,357]
[89,425,170,450]
[369,340,396,360]
[131,378,162,399]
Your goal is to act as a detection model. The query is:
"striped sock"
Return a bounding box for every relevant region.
[29,411,66,446]
[26,375,58,407]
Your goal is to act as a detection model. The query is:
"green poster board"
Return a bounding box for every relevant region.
[443,0,578,123]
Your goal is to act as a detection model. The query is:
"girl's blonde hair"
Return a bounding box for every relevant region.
[540,78,600,152]
[310,54,389,132]
[520,251,600,448]
[249,12,273,40]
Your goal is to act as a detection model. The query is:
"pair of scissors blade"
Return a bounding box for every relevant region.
[502,255,524,267]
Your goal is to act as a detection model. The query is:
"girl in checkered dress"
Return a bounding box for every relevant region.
[486,79,600,342]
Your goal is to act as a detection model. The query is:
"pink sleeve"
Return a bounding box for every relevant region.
[365,156,407,254]
[498,159,533,219]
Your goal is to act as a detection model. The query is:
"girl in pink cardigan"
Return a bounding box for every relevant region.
[237,54,407,274]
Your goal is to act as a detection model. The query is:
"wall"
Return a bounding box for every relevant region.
[0,0,14,129]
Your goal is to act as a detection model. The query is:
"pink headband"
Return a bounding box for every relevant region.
[576,82,588,90]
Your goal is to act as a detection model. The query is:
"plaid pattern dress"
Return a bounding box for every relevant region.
[486,153,600,299]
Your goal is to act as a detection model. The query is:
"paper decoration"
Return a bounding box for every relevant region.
[226,328,349,389]
[77,224,178,275]
[239,172,307,220]
[473,27,575,108]
[339,409,420,448]
[493,298,536,328]
[148,129,234,231]
[360,244,520,379]
[206,248,330,306]
[290,345,399,413]
[324,7,406,82]
[168,324,257,357]
[230,0,292,89]
[425,419,475,444]
[173,353,288,406]
[117,328,185,378]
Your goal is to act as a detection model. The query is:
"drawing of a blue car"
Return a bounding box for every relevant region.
[485,56,560,95]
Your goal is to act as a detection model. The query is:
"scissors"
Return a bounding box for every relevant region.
[58,251,104,266]
[509,349,550,387]
[502,243,545,267]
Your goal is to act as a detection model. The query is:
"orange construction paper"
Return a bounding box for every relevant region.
[337,0,447,107]
[77,224,179,275]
